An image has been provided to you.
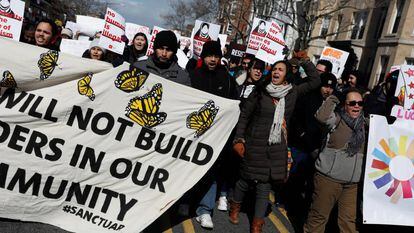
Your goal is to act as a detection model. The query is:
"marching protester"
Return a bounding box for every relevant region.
[237,58,266,106]
[113,32,148,66]
[34,18,59,50]
[82,38,107,61]
[60,28,73,39]
[133,30,190,86]
[230,51,320,233]
[188,40,238,229]
[304,88,367,233]
[315,59,333,75]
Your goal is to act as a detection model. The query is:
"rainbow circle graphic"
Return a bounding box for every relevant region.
[369,136,414,203]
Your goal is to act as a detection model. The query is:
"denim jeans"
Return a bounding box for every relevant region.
[196,181,217,216]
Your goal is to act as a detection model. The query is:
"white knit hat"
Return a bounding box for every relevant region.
[89,38,106,54]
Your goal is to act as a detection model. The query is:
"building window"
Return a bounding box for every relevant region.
[374,7,387,39]
[320,17,331,38]
[351,11,368,39]
[406,58,414,65]
[335,14,343,39]
[391,0,405,34]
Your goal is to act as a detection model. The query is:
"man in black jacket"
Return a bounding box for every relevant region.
[188,40,237,229]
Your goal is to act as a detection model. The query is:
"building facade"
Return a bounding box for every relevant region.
[307,0,414,88]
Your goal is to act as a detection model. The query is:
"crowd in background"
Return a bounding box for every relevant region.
[15,16,405,233]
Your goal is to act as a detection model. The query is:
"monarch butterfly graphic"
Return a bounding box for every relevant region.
[77,73,95,101]
[0,70,17,89]
[186,100,219,137]
[115,67,149,92]
[38,50,59,80]
[125,83,167,128]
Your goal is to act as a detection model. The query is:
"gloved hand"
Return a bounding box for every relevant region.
[233,143,245,158]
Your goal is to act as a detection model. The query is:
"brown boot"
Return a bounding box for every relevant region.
[250,218,265,233]
[228,200,241,224]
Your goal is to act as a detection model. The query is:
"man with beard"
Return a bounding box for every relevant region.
[133,30,190,86]
[188,40,237,229]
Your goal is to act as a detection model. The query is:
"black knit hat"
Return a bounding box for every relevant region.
[153,30,178,54]
[320,72,337,88]
[200,40,222,58]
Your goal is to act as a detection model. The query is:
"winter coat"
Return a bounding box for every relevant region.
[189,64,238,99]
[133,55,191,86]
[314,95,367,183]
[235,61,320,182]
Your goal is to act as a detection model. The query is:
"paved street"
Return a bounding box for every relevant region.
[0,193,294,233]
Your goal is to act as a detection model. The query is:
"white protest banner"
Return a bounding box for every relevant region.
[255,20,286,65]
[391,105,414,121]
[65,21,79,35]
[99,8,126,55]
[363,114,414,226]
[60,39,91,57]
[0,38,112,92]
[125,23,150,45]
[76,15,105,38]
[146,26,166,56]
[320,47,349,79]
[394,65,414,110]
[0,39,240,233]
[191,20,220,58]
[0,0,24,41]
[246,17,270,55]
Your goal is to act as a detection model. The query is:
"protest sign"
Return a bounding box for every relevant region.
[65,21,79,35]
[246,17,270,55]
[255,20,286,65]
[218,34,227,50]
[227,42,246,58]
[60,39,91,57]
[76,15,105,38]
[0,39,240,233]
[191,20,220,58]
[179,36,191,50]
[146,26,166,56]
[99,8,126,55]
[0,0,24,41]
[363,114,414,226]
[394,65,414,110]
[125,23,150,45]
[320,47,349,79]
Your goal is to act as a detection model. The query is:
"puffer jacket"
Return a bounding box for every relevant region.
[234,61,320,182]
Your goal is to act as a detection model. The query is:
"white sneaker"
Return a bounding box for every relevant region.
[195,214,214,229]
[217,196,228,211]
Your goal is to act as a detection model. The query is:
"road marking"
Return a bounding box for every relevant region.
[269,192,275,204]
[269,212,290,233]
[163,228,173,233]
[182,218,195,233]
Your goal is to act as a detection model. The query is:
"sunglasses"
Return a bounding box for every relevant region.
[347,101,364,107]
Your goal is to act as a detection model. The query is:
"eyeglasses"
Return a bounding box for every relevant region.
[346,101,364,107]
[242,62,250,65]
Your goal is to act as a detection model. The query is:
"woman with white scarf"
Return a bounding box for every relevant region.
[229,53,320,233]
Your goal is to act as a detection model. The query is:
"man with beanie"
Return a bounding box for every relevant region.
[133,30,190,86]
[188,40,237,229]
[285,72,338,231]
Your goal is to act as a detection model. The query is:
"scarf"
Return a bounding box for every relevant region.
[339,109,365,156]
[266,83,292,145]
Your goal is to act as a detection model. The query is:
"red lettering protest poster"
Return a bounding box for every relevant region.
[99,8,126,55]
[0,0,24,41]
[246,17,270,55]
[191,20,220,58]
[255,20,286,64]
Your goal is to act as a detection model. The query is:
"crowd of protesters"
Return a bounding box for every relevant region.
[15,17,405,233]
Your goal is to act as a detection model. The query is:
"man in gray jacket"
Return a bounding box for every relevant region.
[133,30,190,86]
